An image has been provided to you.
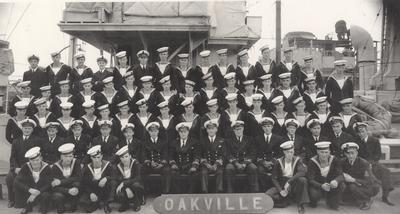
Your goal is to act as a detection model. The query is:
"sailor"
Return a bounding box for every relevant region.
[282,118,306,158]
[131,98,153,141]
[51,79,76,118]
[92,119,121,163]
[6,119,41,208]
[70,52,94,93]
[176,98,202,139]
[276,72,300,112]
[210,48,236,89]
[114,100,135,138]
[159,75,176,104]
[266,95,293,136]
[80,145,117,213]
[93,76,119,115]
[354,122,395,206]
[153,100,177,145]
[277,48,301,87]
[46,51,72,96]
[6,101,29,144]
[133,75,163,114]
[340,142,379,210]
[325,59,354,114]
[255,117,284,191]
[225,120,259,193]
[169,79,200,115]
[296,55,324,93]
[92,104,118,137]
[195,50,212,87]
[305,119,330,160]
[248,93,267,136]
[200,120,226,193]
[141,122,171,193]
[31,98,57,137]
[302,76,325,113]
[339,98,362,137]
[51,143,82,213]
[266,141,309,214]
[307,142,345,210]
[79,100,97,137]
[198,72,223,114]
[23,54,52,97]
[14,147,52,214]
[57,102,75,137]
[8,80,36,117]
[236,49,258,90]
[132,50,156,87]
[115,71,138,113]
[220,93,252,139]
[199,99,224,139]
[254,45,279,88]
[115,145,144,212]
[237,80,256,112]
[120,123,142,161]
[328,116,354,157]
[65,119,92,163]
[309,96,334,137]
[92,56,113,92]
[154,46,179,91]
[175,53,196,93]
[41,122,66,164]
[256,74,280,112]
[291,96,313,138]
[220,72,239,110]
[76,77,96,117]
[38,85,55,116]
[168,122,201,193]
[113,50,131,90]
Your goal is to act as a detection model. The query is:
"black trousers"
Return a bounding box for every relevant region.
[14,187,51,211]
[52,190,79,211]
[266,176,310,207]
[143,165,171,194]
[372,162,394,196]
[309,182,345,208]
[80,179,117,212]
[170,165,199,194]
[225,163,259,193]
[257,164,274,192]
[200,165,223,193]
[115,181,144,207]
[6,170,16,203]
[343,182,379,205]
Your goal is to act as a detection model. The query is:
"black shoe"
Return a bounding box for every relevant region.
[68,204,77,213]
[104,203,112,214]
[382,196,395,206]
[141,196,146,205]
[309,201,317,208]
[360,199,373,210]
[20,206,32,214]
[8,201,15,208]
[118,203,129,212]
[298,205,305,214]
[133,205,141,212]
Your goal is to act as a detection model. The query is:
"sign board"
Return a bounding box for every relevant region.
[153,193,274,214]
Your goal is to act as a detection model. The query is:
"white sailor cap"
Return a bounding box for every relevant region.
[278,72,291,79]
[280,141,294,150]
[285,118,300,127]
[340,98,353,105]
[40,85,51,91]
[202,72,213,80]
[116,51,127,58]
[81,77,93,84]
[243,80,255,86]
[260,74,272,80]
[159,75,170,84]
[115,145,129,156]
[260,117,275,125]
[252,93,263,101]
[315,96,327,104]
[34,98,47,106]
[27,54,39,61]
[97,56,107,63]
[353,122,368,131]
[204,119,219,128]
[136,98,147,106]
[59,79,70,85]
[304,76,316,83]
[259,45,269,52]
[315,141,331,150]
[307,118,321,129]
[226,93,238,101]
[60,102,73,110]
[199,50,211,57]
[178,53,189,58]
[117,100,129,108]
[283,47,293,53]
[74,52,85,59]
[303,55,313,61]
[334,59,347,66]
[15,101,29,109]
[50,52,60,57]
[181,98,193,107]
[206,99,218,107]
[140,75,153,82]
[71,120,83,128]
[97,104,109,111]
[157,100,169,108]
[124,71,134,78]
[87,145,102,156]
[25,147,41,159]
[224,72,235,80]
[292,96,304,105]
[45,122,60,129]
[329,116,343,123]
[231,120,245,128]
[175,122,192,131]
[121,123,135,132]
[98,120,113,127]
[102,76,114,84]
[238,49,248,57]
[185,80,195,86]
[216,49,228,55]
[271,95,284,104]
[82,100,95,108]
[17,81,31,87]
[21,118,37,127]
[341,142,359,151]
[146,121,160,131]
[157,47,169,53]
[58,143,75,154]
[137,50,149,57]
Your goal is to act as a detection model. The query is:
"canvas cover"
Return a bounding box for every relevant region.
[65,2,112,13]
[123,2,207,17]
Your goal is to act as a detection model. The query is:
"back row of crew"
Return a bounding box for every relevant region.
[16,46,353,116]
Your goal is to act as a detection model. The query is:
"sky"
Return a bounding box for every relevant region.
[0,0,383,80]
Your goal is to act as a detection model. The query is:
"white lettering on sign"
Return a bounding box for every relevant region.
[178,198,186,211]
[165,198,173,211]
[225,198,235,210]
[239,197,249,210]
[217,197,221,210]
[204,198,213,210]
[253,197,262,210]
[190,197,200,211]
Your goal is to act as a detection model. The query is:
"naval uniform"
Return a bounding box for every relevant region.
[23,67,53,97]
[304,135,331,160]
[209,64,236,89]
[5,116,27,144]
[75,91,96,117]
[254,60,279,88]
[132,89,163,114]
[92,69,114,92]
[8,95,36,117]
[51,94,79,118]
[282,134,307,159]
[297,68,324,93]
[70,65,94,93]
[66,134,92,163]
[131,64,158,87]
[235,64,258,91]
[57,117,75,138]
[41,135,66,164]
[303,90,325,113]
[256,88,281,112]
[277,61,302,87]
[265,112,294,136]
[92,135,122,163]
[339,112,362,137]
[120,137,143,162]
[115,85,138,113]
[114,113,135,139]
[329,131,354,157]
[291,112,313,138]
[46,63,73,95]
[309,111,334,137]
[80,115,97,137]
[92,117,119,138]
[93,90,119,116]
[30,112,57,137]
[276,86,301,113]
[325,76,353,114]
[112,65,131,90]
[197,87,223,115]
[131,113,153,141]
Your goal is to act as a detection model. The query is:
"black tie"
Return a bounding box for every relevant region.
[76,136,79,141]
[266,136,269,144]
[103,137,106,143]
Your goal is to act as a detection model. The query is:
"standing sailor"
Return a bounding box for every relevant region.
[278,48,301,87]
[92,56,113,92]
[8,81,36,117]
[210,48,235,89]
[46,51,72,95]
[23,55,52,97]
[70,52,94,93]
[6,101,29,144]
[236,49,258,90]
[113,51,131,90]
[255,45,278,88]
[296,55,324,93]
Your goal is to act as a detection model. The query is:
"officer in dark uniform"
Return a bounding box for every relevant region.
[305,119,330,160]
[92,120,121,163]
[225,120,259,193]
[14,147,52,214]
[41,122,66,164]
[282,118,306,158]
[92,56,113,92]
[80,145,117,213]
[51,143,82,213]
[169,122,201,193]
[209,48,236,89]
[23,55,53,97]
[6,119,40,208]
[66,119,92,163]
[328,116,354,157]
[354,122,395,206]
[200,120,227,193]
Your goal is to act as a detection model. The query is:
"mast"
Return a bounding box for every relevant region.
[275,0,281,63]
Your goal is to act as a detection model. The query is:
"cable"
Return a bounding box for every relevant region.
[5,3,15,37]
[6,2,31,41]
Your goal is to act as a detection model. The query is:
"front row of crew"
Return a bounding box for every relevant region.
[7,114,393,214]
